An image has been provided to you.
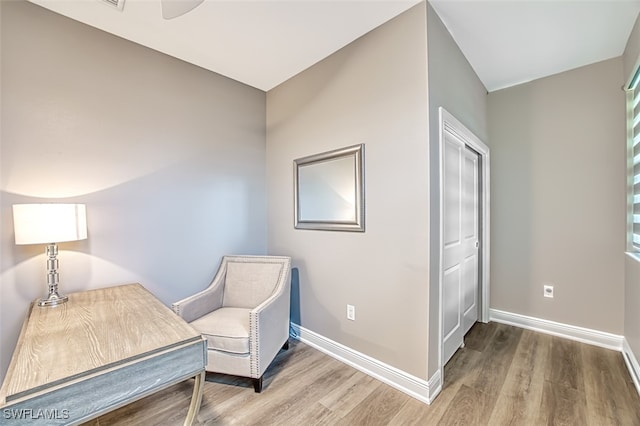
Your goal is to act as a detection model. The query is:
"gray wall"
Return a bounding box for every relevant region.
[266,3,431,379]
[488,58,626,334]
[0,0,267,382]
[426,3,488,145]
[624,12,640,359]
[425,3,488,376]
[624,11,640,87]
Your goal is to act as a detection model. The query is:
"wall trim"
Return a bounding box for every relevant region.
[437,107,491,392]
[290,323,441,404]
[489,308,624,351]
[623,338,640,397]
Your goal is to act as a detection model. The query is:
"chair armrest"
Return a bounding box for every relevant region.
[172,272,225,323]
[249,266,291,378]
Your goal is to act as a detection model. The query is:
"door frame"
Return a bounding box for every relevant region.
[437,107,490,380]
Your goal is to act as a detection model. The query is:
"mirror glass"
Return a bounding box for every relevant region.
[294,144,364,232]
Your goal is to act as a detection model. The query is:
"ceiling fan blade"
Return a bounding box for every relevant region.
[161,0,204,20]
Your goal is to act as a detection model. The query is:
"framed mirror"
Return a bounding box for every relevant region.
[294,144,365,232]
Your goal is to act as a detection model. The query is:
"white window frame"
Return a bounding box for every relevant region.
[627,65,640,253]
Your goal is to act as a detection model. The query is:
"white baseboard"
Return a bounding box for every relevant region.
[489,309,624,351]
[289,323,440,404]
[623,338,640,398]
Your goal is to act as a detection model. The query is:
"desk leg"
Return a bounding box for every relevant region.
[184,371,205,426]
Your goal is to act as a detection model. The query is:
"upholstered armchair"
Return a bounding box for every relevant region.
[172,255,291,393]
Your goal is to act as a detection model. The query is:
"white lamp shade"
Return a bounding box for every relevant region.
[13,204,88,245]
[161,0,204,19]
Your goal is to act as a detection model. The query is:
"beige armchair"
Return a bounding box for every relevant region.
[172,255,291,393]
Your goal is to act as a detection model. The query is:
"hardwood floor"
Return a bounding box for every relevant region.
[85,322,640,425]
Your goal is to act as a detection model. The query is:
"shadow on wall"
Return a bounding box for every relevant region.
[290,267,301,329]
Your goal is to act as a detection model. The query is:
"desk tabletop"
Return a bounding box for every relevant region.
[0,283,201,404]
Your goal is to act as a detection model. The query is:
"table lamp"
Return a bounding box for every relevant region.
[12,203,88,307]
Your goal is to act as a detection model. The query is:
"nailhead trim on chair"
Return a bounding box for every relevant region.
[244,256,288,379]
[250,310,259,378]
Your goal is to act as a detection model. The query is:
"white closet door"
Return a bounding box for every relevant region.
[461,147,479,335]
[442,131,480,366]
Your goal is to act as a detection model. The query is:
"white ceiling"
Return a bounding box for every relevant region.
[430,0,640,92]
[28,0,640,92]
[28,0,421,91]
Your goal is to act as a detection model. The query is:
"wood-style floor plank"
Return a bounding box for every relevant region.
[546,336,585,392]
[237,358,356,425]
[582,345,640,426]
[463,320,498,353]
[462,323,522,400]
[386,396,437,426]
[539,380,588,426]
[338,382,409,425]
[318,369,381,418]
[486,329,550,425]
[84,323,640,426]
[437,384,497,425]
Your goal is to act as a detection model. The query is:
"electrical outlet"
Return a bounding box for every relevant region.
[544,285,554,298]
[347,304,356,321]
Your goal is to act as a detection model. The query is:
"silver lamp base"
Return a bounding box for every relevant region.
[38,243,69,307]
[38,291,68,307]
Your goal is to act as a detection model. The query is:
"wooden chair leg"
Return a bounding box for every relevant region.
[253,376,263,393]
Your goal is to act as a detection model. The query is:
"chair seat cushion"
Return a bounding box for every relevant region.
[189,307,250,355]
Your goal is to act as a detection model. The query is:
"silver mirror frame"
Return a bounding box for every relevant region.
[294,144,365,232]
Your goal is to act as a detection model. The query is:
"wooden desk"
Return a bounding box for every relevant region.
[0,283,206,425]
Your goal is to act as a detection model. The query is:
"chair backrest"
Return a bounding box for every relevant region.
[222,256,290,309]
